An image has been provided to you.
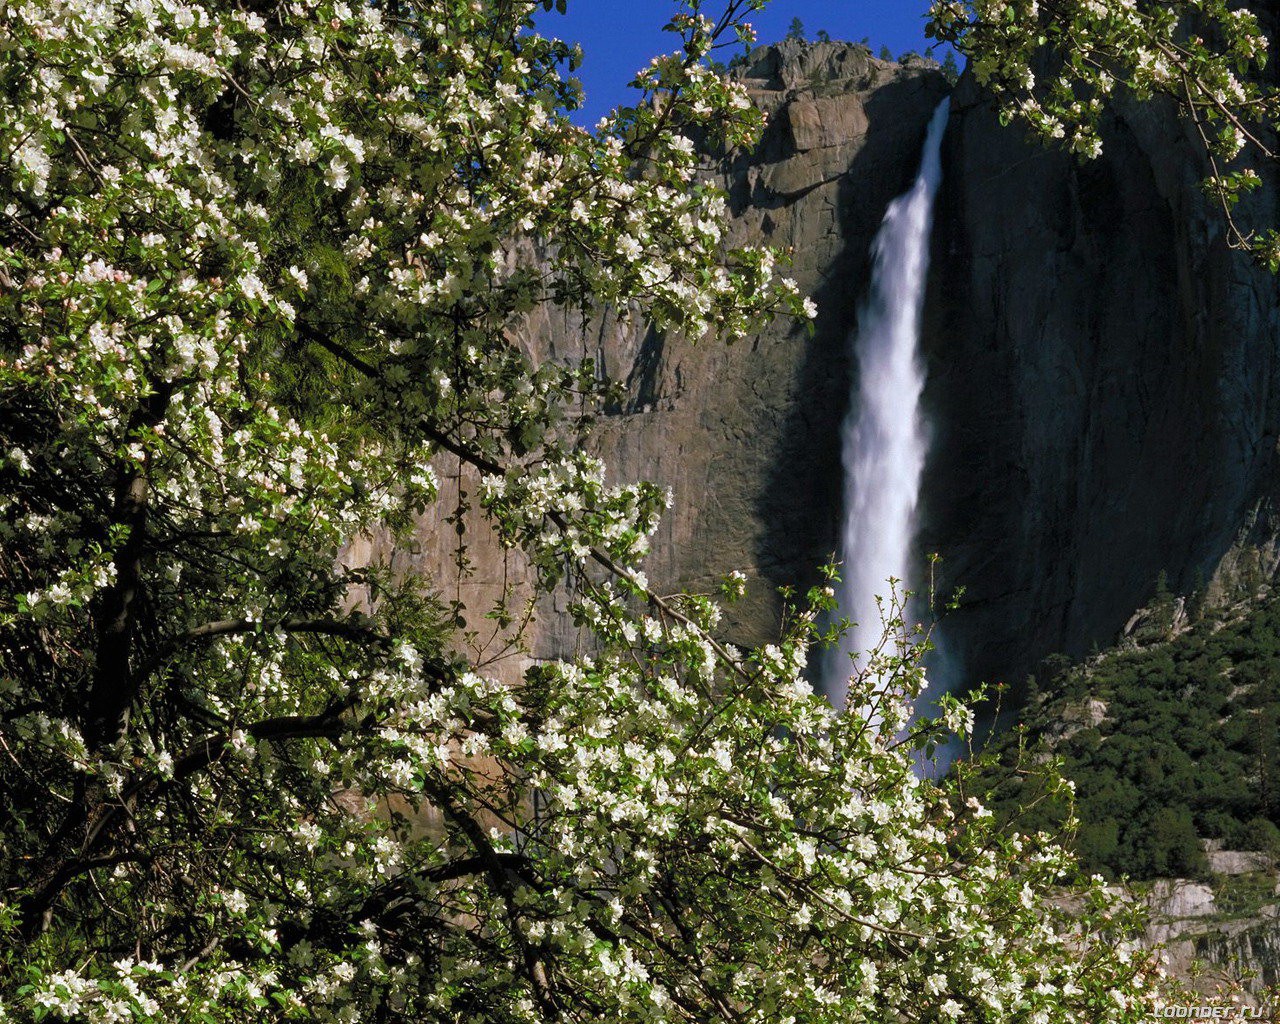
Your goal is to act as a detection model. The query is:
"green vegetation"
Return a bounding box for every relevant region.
[0,1,1166,1020]
[941,51,961,84]
[1212,871,1278,919]
[978,595,1280,881]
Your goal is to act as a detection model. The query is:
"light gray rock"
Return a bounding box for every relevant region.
[1144,877,1280,996]
[1209,851,1276,876]
[786,95,869,152]
[1044,697,1108,744]
[1148,879,1218,924]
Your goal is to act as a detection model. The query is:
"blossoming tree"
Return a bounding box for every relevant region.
[0,0,1165,1021]
[928,0,1279,267]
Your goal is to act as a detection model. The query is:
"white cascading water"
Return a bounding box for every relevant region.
[826,98,950,709]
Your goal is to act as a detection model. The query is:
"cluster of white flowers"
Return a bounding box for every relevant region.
[0,0,1167,1020]
[481,454,670,574]
[930,0,1274,259]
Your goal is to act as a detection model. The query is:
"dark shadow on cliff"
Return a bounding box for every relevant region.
[916,67,1280,715]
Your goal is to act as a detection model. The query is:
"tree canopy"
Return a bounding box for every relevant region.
[929,0,1280,267]
[0,0,1231,1020]
[979,592,1280,883]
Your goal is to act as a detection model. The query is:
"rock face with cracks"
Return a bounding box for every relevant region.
[400,38,1280,707]
[922,55,1280,697]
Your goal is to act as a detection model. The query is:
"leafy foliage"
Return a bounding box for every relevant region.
[940,51,961,85]
[979,596,1280,882]
[929,0,1280,268]
[0,0,1174,1021]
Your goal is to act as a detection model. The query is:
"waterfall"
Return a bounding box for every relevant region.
[826,98,950,709]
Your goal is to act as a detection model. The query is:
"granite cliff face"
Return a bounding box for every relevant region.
[401,38,1280,696]
[373,42,951,666]
[585,43,951,649]
[679,39,1280,699]
[582,39,1280,696]
[922,62,1280,693]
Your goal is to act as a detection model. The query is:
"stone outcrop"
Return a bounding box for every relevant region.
[1042,697,1108,745]
[1146,879,1219,932]
[921,55,1280,694]
[1209,850,1277,877]
[589,38,1280,698]
[405,37,1280,703]
[1146,874,1280,997]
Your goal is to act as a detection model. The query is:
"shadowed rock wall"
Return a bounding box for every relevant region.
[920,63,1280,693]
[400,38,1280,698]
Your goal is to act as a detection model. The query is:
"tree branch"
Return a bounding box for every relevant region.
[181,615,386,643]
[86,379,183,749]
[21,703,355,936]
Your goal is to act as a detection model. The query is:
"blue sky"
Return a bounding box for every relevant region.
[535,1,946,125]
